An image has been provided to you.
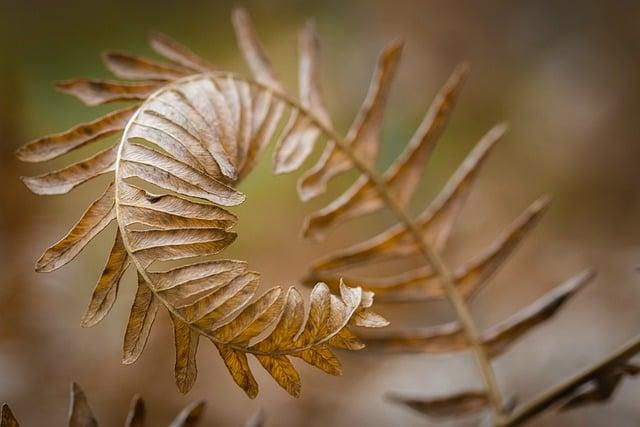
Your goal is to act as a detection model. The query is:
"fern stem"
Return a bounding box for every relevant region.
[236,75,506,418]
[498,334,640,426]
[321,125,505,418]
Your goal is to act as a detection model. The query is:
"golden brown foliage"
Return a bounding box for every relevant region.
[15,5,640,425]
[17,8,389,399]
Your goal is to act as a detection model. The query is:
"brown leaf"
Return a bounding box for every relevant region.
[308,194,550,302]
[1,404,19,427]
[231,7,284,92]
[22,145,117,195]
[484,269,594,358]
[328,328,365,350]
[168,400,206,427]
[299,63,468,238]
[297,40,402,204]
[306,124,505,271]
[170,314,200,393]
[295,345,342,376]
[149,31,215,72]
[298,20,332,128]
[126,227,237,269]
[175,78,238,174]
[15,105,136,163]
[130,90,238,179]
[238,91,285,180]
[150,259,248,298]
[387,390,489,419]
[364,269,593,355]
[117,183,237,231]
[296,282,331,345]
[252,287,305,352]
[272,110,320,175]
[189,271,260,327]
[122,274,159,364]
[124,395,145,427]
[68,383,98,427]
[382,63,469,205]
[215,343,259,399]
[256,355,301,397]
[119,143,244,207]
[102,51,192,80]
[81,230,129,327]
[36,183,116,272]
[213,288,284,344]
[56,79,160,106]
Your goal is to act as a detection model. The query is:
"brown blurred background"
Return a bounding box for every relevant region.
[1,0,640,425]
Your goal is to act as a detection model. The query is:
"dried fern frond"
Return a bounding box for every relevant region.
[17,9,389,398]
[0,382,263,427]
[272,8,639,427]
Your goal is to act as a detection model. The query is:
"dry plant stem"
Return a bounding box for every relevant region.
[231,76,505,416]
[499,335,640,426]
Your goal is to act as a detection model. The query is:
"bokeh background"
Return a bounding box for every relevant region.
[1,0,640,425]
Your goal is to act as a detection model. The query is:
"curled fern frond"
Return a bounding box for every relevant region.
[17,8,389,398]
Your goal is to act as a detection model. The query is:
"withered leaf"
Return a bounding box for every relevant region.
[170,314,200,393]
[256,355,301,397]
[118,183,237,231]
[122,274,159,364]
[213,288,284,344]
[364,269,593,355]
[298,40,403,205]
[300,63,468,239]
[22,145,117,195]
[102,51,192,81]
[81,230,129,327]
[308,194,549,302]
[120,143,244,206]
[69,383,98,427]
[306,124,505,270]
[272,110,320,175]
[149,31,215,72]
[483,269,594,358]
[295,345,342,376]
[56,79,161,106]
[387,390,489,419]
[238,91,285,180]
[232,7,284,92]
[15,105,136,163]
[36,183,116,272]
[216,342,259,399]
[298,20,332,128]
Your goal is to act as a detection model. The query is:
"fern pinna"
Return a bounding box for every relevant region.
[15,8,389,399]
